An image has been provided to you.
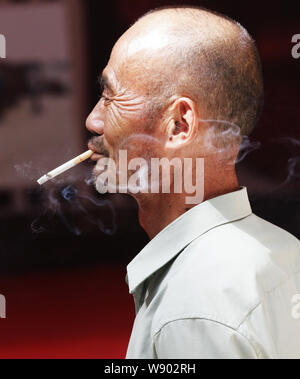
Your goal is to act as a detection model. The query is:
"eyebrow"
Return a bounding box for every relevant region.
[98,74,115,94]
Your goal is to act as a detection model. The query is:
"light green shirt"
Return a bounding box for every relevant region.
[126,188,300,359]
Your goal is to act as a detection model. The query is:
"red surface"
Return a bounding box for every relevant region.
[0,265,135,359]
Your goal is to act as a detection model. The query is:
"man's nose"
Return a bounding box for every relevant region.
[85,101,105,135]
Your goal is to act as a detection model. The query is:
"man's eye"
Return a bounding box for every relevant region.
[101,95,112,106]
[99,94,110,102]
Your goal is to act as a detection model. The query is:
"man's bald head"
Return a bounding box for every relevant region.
[116,6,264,138]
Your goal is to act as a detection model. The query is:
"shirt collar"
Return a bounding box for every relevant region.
[126,187,252,294]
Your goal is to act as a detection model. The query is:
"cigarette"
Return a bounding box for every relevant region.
[37,150,93,185]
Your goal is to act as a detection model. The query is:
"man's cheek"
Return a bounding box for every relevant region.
[107,113,135,149]
[105,105,125,139]
[103,115,119,147]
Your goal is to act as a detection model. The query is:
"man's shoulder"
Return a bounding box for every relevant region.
[151,213,300,335]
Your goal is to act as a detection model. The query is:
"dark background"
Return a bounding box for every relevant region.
[0,0,299,358]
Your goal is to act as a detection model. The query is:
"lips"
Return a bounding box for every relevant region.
[90,152,106,161]
[88,138,109,161]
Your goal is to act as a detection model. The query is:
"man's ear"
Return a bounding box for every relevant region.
[165,97,198,149]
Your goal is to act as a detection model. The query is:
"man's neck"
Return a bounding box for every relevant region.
[135,170,240,239]
[136,193,188,239]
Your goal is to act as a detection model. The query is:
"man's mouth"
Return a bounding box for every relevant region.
[88,137,109,161]
[90,152,106,161]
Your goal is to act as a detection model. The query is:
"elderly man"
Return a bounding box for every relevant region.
[86,6,300,359]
